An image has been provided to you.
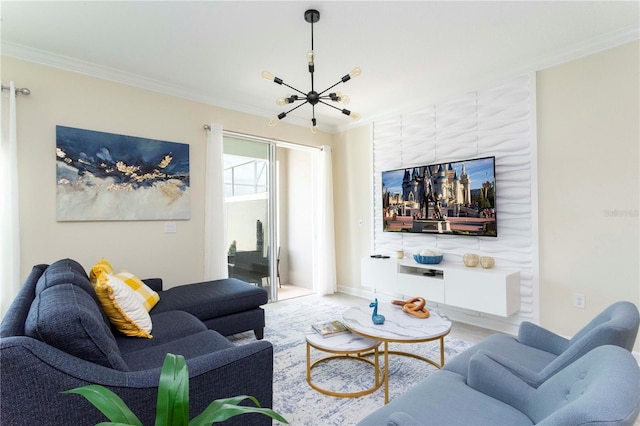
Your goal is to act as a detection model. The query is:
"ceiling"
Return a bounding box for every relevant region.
[1,1,638,133]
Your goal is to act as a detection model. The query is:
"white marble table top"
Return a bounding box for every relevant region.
[342,304,451,342]
[305,331,380,352]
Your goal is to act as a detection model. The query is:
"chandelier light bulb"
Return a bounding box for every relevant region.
[276,98,285,106]
[307,50,315,65]
[350,112,361,121]
[311,125,319,134]
[268,118,280,127]
[262,70,275,81]
[350,67,362,78]
[340,94,351,105]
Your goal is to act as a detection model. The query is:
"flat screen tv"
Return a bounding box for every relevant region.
[382,156,497,237]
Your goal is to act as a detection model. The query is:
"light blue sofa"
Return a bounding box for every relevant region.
[358,301,640,425]
[358,345,640,425]
[0,259,273,425]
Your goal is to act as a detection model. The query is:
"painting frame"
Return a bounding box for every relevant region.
[56,126,190,221]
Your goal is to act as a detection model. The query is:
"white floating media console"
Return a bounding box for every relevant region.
[361,257,520,317]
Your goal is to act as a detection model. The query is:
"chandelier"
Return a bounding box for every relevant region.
[262,9,361,133]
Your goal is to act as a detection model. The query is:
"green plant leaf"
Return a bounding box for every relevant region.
[189,396,289,425]
[63,385,142,426]
[155,353,190,426]
[96,423,141,426]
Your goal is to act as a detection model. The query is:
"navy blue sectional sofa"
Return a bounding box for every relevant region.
[0,259,272,425]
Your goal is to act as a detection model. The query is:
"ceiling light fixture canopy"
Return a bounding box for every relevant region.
[262,9,361,133]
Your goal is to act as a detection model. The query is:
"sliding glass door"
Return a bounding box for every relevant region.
[223,135,277,300]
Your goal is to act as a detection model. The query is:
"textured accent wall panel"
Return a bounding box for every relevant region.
[372,75,536,328]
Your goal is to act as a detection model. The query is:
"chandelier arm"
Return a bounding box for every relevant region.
[317,100,345,112]
[282,100,310,116]
[317,79,347,97]
[281,82,308,97]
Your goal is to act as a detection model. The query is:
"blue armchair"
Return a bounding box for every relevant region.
[360,345,640,425]
[444,301,640,387]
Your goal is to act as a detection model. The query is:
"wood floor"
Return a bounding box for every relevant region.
[276,284,314,300]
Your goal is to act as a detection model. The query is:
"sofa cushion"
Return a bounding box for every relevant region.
[151,278,268,320]
[94,272,153,338]
[24,284,129,371]
[0,264,47,338]
[356,369,533,426]
[35,258,96,298]
[116,310,207,354]
[443,333,557,379]
[121,329,235,371]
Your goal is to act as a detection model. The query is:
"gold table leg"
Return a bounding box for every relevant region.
[306,341,383,398]
[381,336,447,405]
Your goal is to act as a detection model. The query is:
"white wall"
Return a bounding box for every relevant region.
[3,56,331,288]
[537,41,639,341]
[369,75,536,333]
[331,125,373,295]
[332,41,639,351]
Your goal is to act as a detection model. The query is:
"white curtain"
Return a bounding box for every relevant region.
[0,82,21,317]
[203,123,228,280]
[314,145,337,295]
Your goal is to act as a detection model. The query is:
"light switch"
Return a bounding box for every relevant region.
[164,222,177,233]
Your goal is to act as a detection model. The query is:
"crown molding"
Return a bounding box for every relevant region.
[0,41,340,133]
[2,24,637,135]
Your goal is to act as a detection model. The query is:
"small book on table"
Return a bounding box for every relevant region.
[311,320,348,337]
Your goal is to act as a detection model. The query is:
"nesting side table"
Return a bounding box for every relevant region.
[305,331,382,398]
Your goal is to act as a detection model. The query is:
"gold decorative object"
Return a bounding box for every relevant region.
[480,256,495,269]
[463,253,479,267]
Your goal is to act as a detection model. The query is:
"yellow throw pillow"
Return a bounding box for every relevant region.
[90,258,114,284]
[94,271,153,339]
[115,271,160,312]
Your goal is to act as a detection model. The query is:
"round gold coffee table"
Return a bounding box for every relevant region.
[342,305,451,404]
[305,331,383,398]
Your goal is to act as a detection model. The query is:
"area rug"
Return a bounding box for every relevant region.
[228,296,472,425]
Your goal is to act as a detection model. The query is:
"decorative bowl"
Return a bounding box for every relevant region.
[413,254,443,264]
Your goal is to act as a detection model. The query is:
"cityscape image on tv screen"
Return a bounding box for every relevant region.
[382,156,497,237]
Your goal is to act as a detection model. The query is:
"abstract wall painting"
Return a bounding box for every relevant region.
[56,126,190,221]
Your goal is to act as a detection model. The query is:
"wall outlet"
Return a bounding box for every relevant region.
[573,293,586,309]
[164,222,177,234]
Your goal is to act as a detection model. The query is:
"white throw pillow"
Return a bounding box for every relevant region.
[94,271,153,338]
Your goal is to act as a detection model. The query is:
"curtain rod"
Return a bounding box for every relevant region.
[1,85,31,95]
[202,124,322,151]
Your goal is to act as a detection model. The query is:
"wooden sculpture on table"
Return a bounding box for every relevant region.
[392,297,430,318]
